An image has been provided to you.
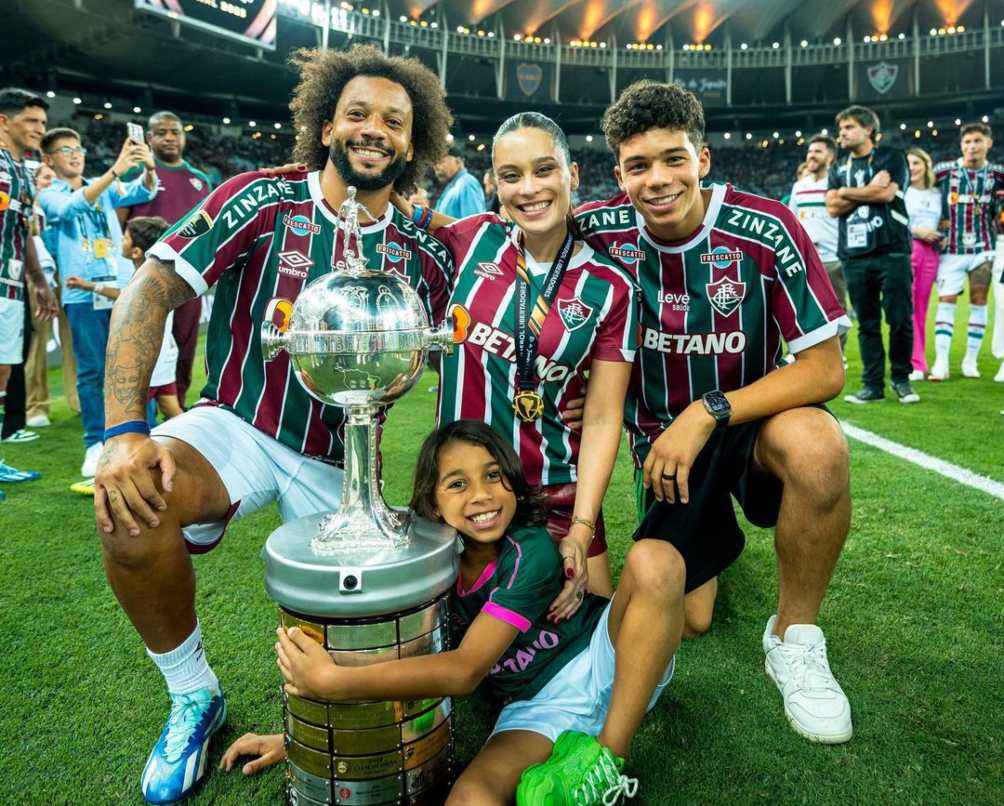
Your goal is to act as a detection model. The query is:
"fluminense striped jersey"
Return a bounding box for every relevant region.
[434,213,638,487]
[934,159,1004,254]
[148,170,452,463]
[0,148,35,302]
[576,184,851,467]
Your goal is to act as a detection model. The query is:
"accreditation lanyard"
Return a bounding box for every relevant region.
[512,231,575,423]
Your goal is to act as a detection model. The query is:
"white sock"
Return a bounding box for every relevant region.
[147,623,220,696]
[934,302,956,363]
[965,305,987,362]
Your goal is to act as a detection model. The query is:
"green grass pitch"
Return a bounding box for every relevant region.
[0,297,1001,805]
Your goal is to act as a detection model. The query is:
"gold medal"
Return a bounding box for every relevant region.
[513,389,544,422]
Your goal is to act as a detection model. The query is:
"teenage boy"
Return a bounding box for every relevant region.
[575,80,854,745]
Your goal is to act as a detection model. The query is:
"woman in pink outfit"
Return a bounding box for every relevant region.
[904,148,943,379]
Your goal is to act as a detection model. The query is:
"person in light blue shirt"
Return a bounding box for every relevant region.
[433,145,485,218]
[37,126,157,476]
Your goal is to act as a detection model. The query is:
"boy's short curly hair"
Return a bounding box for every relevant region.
[289,44,453,193]
[602,80,705,157]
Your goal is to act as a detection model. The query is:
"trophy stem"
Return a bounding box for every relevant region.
[312,405,408,554]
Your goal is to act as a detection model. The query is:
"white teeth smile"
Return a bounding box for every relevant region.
[352,147,388,158]
[648,192,681,205]
[521,201,550,212]
[470,510,500,524]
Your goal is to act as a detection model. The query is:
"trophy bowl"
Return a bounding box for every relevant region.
[261,270,452,409]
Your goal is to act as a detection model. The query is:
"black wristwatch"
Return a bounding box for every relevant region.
[701,390,732,427]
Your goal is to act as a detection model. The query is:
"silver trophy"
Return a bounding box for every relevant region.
[260,188,460,805]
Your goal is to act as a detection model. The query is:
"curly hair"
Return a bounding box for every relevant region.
[410,421,548,531]
[289,45,452,193]
[601,80,705,157]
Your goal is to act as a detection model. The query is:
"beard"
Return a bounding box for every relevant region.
[329,137,408,191]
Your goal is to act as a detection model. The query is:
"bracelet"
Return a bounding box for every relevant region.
[103,420,150,441]
[570,516,596,536]
[93,282,105,294]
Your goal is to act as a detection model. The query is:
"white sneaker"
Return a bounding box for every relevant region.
[26,414,51,428]
[907,370,925,382]
[961,357,981,379]
[762,615,852,744]
[995,361,1004,383]
[928,357,949,381]
[81,442,104,477]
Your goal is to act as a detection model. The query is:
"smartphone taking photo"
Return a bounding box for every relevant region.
[127,121,145,144]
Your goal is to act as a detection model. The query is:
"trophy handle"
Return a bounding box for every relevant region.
[426,322,457,353]
[261,321,289,362]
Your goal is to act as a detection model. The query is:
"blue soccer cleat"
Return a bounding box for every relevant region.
[140,687,226,804]
[0,460,41,482]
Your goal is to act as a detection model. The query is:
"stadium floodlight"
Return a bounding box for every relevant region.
[914,129,921,138]
[745,132,752,140]
[46,90,55,98]
[740,42,748,49]
[932,129,938,136]
[900,123,907,130]
[586,134,593,142]
[930,28,937,35]
[795,130,802,137]
[947,26,955,34]
[222,117,231,124]
[800,40,808,47]
[863,36,870,43]
[927,120,933,127]
[249,120,257,127]
[103,101,112,109]
[399,15,407,22]
[772,41,780,48]
[274,122,282,130]
[957,25,965,32]
[820,128,828,135]
[133,106,142,114]
[982,115,990,123]
[723,132,731,139]
[954,118,961,125]
[898,33,905,39]
[468,134,476,141]
[833,37,841,45]
[772,131,779,138]
[430,21,438,28]
[72,97,81,105]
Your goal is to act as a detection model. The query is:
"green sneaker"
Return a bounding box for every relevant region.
[516,731,639,806]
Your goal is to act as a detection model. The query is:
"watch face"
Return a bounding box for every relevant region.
[704,391,731,419]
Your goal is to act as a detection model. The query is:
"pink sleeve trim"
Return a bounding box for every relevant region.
[483,602,531,632]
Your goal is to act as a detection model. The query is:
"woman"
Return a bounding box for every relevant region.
[904,147,943,380]
[409,113,638,606]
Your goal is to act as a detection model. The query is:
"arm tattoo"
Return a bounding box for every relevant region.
[105,258,195,420]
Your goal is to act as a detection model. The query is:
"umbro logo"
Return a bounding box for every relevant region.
[277,249,314,279]
[475,261,503,280]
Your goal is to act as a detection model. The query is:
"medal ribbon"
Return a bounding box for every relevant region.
[513,231,576,393]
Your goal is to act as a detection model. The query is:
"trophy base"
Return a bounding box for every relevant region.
[263,511,460,618]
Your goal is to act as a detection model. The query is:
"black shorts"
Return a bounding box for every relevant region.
[633,417,783,594]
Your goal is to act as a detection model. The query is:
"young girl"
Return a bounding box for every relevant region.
[222,420,685,805]
[402,113,639,610]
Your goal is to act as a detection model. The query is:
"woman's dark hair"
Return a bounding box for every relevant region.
[410,420,548,529]
[491,111,583,240]
[289,44,453,193]
[602,80,705,157]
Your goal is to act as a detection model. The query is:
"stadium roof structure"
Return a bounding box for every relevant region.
[2,0,1001,133]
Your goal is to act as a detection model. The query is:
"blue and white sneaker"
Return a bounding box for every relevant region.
[141,687,226,804]
[0,460,41,482]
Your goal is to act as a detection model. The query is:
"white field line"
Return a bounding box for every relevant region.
[840,421,1004,502]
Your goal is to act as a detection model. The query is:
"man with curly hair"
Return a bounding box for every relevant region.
[575,80,855,745]
[92,44,453,803]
